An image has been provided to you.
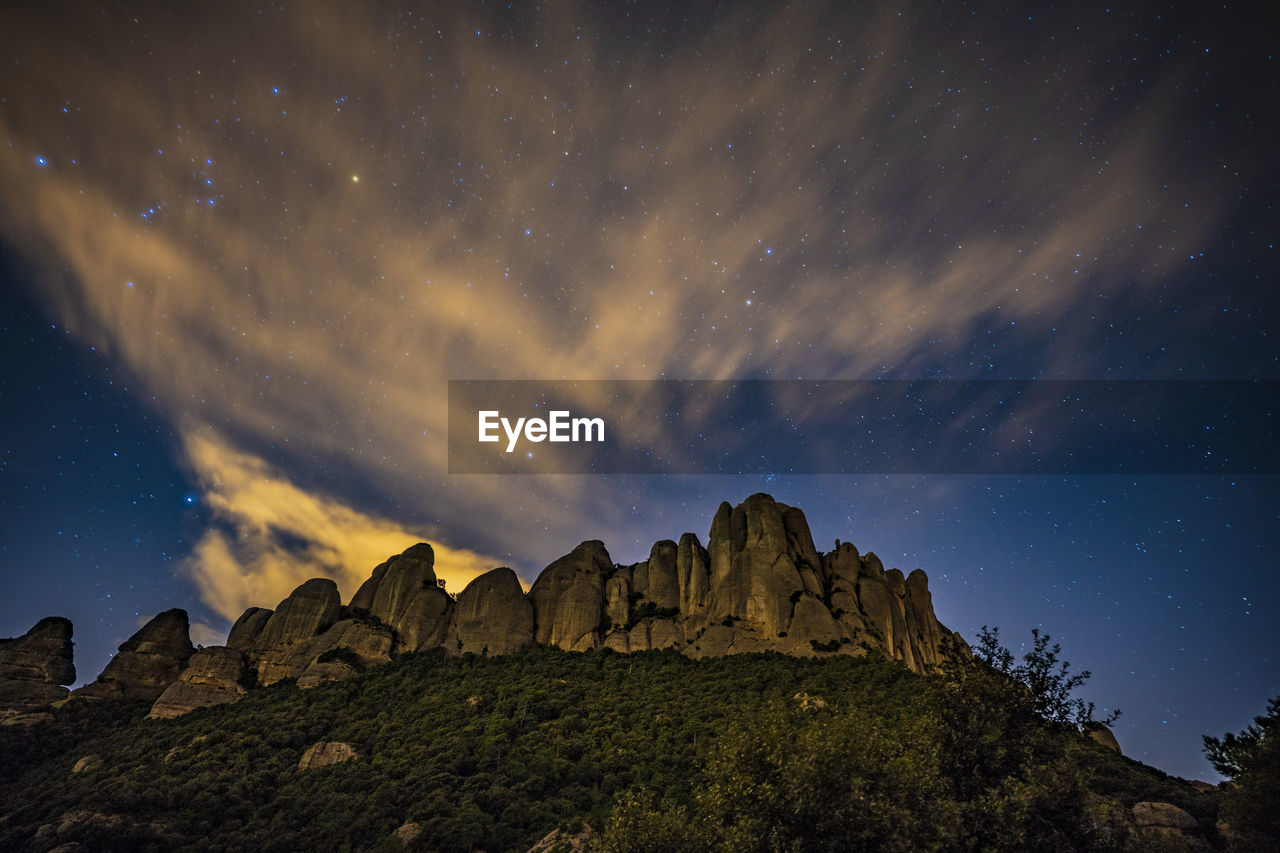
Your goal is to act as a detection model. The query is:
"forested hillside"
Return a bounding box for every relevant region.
[0,645,1223,852]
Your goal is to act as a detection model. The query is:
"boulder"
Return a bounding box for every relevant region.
[1085,722,1122,754]
[74,609,194,701]
[71,755,101,774]
[148,647,249,718]
[1132,802,1197,830]
[393,823,421,846]
[298,741,358,770]
[1132,802,1207,851]
[451,567,534,655]
[527,823,597,853]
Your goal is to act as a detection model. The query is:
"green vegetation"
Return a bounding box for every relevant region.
[1204,696,1280,850]
[0,641,1229,852]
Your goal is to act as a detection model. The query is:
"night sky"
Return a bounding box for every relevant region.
[1,1,1277,781]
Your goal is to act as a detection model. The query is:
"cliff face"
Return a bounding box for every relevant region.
[0,495,966,720]
[0,617,75,722]
[74,609,195,702]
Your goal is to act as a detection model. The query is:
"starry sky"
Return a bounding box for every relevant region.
[1,1,1276,780]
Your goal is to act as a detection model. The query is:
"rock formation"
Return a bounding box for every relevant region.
[225,607,272,650]
[246,579,342,685]
[148,648,249,719]
[297,741,359,770]
[351,543,453,652]
[449,567,534,655]
[21,495,968,719]
[74,609,194,702]
[1085,722,1122,754]
[1132,802,1206,850]
[528,540,612,652]
[0,617,76,720]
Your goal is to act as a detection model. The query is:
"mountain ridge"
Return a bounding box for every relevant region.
[0,493,964,723]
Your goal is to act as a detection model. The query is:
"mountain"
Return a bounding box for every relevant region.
[3,494,964,723]
[0,494,1235,852]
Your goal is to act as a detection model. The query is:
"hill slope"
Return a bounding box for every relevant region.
[0,646,1218,853]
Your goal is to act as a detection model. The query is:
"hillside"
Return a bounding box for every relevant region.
[0,645,1220,852]
[0,493,1252,851]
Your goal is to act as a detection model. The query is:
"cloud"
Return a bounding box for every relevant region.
[181,432,499,621]
[189,622,229,649]
[0,3,1244,611]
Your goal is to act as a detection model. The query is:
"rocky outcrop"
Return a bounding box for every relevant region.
[1132,802,1207,850]
[258,614,395,687]
[226,607,272,650]
[527,823,597,853]
[74,610,194,702]
[0,617,76,718]
[528,540,612,651]
[248,579,341,685]
[705,494,816,638]
[298,741,358,770]
[351,543,453,652]
[449,567,534,655]
[200,494,963,712]
[71,755,101,774]
[148,648,249,719]
[1086,722,1122,754]
[393,823,421,846]
[677,532,710,614]
[293,618,396,687]
[255,580,341,648]
[472,494,957,669]
[635,540,681,610]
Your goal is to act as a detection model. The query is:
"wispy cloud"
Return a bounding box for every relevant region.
[0,3,1234,613]
[182,433,497,621]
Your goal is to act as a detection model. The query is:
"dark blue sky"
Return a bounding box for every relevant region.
[1,0,1277,780]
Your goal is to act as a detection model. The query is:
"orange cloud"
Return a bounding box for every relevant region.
[182,433,499,622]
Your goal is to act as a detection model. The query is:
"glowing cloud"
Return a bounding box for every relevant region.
[182,433,498,622]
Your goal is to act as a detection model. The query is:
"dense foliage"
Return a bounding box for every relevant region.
[1203,696,1280,850]
[0,645,1220,852]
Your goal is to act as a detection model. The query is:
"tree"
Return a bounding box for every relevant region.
[974,626,1120,728]
[1203,696,1280,850]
